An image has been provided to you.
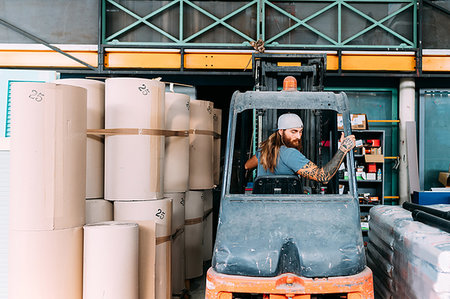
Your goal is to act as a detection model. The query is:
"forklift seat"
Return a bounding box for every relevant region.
[253,175,303,194]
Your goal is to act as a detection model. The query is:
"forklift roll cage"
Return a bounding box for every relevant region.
[222,90,357,199]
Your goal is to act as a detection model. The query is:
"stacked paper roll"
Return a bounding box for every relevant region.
[189,100,214,190]
[165,192,186,294]
[202,189,213,261]
[368,205,450,299]
[9,227,83,299]
[185,191,204,279]
[164,92,190,192]
[54,79,105,199]
[9,82,87,299]
[114,198,172,299]
[105,78,165,200]
[10,82,87,230]
[213,108,222,186]
[83,222,139,299]
[86,199,113,224]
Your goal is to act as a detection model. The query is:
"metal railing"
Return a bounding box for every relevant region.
[103,0,416,48]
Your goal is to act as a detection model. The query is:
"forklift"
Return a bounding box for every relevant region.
[205,54,374,299]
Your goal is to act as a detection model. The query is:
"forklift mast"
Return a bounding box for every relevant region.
[250,54,329,194]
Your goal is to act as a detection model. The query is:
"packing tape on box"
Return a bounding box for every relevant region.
[185,216,203,225]
[88,128,219,137]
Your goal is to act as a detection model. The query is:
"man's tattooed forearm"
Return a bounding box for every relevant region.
[299,150,346,184]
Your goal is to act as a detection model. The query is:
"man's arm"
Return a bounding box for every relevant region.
[297,134,355,184]
[245,155,258,170]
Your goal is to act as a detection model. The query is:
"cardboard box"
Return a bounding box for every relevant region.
[438,172,450,187]
[367,173,377,180]
[365,154,384,163]
[337,114,368,130]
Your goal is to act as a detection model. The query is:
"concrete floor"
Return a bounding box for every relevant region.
[172,262,209,299]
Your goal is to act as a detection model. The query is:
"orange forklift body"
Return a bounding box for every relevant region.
[206,267,374,299]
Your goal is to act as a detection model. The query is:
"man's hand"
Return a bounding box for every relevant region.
[339,132,356,153]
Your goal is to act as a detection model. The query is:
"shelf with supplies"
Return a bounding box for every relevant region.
[338,129,385,207]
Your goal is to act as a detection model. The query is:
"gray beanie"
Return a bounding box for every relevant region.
[277,113,303,130]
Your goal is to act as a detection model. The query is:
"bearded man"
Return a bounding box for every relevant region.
[245,113,356,184]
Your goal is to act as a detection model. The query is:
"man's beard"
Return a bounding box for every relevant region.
[282,132,301,149]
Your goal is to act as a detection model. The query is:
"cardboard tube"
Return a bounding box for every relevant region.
[189,100,214,190]
[114,199,172,299]
[185,191,204,279]
[9,82,86,230]
[105,78,165,200]
[54,79,105,199]
[85,199,113,224]
[202,189,214,261]
[165,192,186,294]
[164,92,190,192]
[83,222,139,299]
[213,108,222,186]
[9,227,83,299]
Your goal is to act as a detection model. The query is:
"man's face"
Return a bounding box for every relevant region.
[279,128,303,148]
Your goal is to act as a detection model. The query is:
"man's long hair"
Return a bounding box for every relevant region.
[259,132,283,173]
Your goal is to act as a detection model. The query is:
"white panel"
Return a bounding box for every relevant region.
[0,151,10,298]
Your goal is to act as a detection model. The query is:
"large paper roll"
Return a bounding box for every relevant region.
[165,192,186,294]
[189,100,214,190]
[135,220,156,299]
[83,222,139,299]
[185,191,204,279]
[105,78,165,200]
[213,108,222,185]
[114,199,172,299]
[202,189,213,261]
[9,227,83,299]
[55,79,105,199]
[10,82,86,230]
[164,92,190,192]
[86,199,113,224]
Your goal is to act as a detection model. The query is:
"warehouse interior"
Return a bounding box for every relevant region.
[0,1,449,299]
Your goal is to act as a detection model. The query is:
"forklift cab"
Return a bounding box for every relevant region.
[206,90,374,299]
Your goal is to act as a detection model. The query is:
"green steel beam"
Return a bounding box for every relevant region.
[105,0,179,42]
[265,0,338,45]
[341,2,414,46]
[338,1,342,44]
[102,0,416,49]
[179,0,183,42]
[182,0,256,43]
[105,0,179,43]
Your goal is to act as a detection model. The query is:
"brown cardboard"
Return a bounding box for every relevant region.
[85,199,113,224]
[189,100,214,190]
[114,199,172,299]
[105,78,165,200]
[165,192,186,294]
[55,79,105,199]
[164,92,190,192]
[438,172,450,187]
[83,222,139,299]
[337,113,368,130]
[213,108,222,186]
[10,82,86,230]
[185,191,204,279]
[9,227,83,299]
[365,154,384,163]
